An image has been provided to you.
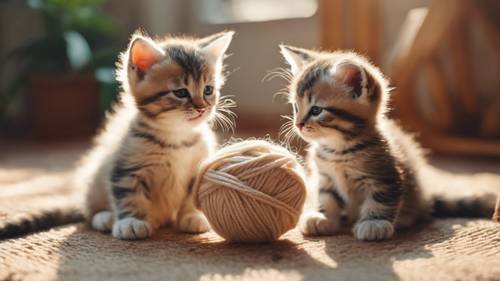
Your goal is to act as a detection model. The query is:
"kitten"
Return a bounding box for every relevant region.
[279,46,496,241]
[74,31,234,240]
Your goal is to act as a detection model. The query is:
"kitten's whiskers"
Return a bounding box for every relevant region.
[263,67,294,103]
[279,115,300,148]
[212,95,237,133]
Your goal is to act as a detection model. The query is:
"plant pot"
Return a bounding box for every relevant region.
[27,73,100,140]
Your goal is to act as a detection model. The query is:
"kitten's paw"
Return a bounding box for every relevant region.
[353,219,394,241]
[91,211,113,232]
[177,213,210,234]
[299,211,339,236]
[112,217,153,240]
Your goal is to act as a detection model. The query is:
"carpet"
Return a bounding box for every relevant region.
[1,220,500,281]
[1,141,500,281]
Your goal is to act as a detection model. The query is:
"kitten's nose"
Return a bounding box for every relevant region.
[296,122,304,129]
[196,108,206,114]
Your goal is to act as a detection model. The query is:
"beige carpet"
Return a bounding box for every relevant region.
[1,220,500,281]
[1,141,500,281]
[0,141,84,239]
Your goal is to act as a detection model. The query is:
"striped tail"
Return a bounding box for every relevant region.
[0,207,84,240]
[432,193,498,219]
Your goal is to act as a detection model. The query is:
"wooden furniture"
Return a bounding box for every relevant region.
[319,0,380,64]
[320,0,500,157]
[390,0,500,156]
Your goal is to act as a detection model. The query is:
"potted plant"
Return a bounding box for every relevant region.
[0,0,119,140]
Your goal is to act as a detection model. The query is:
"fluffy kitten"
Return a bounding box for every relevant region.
[75,31,234,240]
[279,46,496,241]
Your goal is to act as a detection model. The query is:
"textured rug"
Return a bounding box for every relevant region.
[0,141,86,239]
[1,141,500,281]
[0,172,83,240]
[1,220,500,281]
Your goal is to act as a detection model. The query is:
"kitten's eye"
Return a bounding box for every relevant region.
[173,88,190,99]
[310,106,323,116]
[204,85,214,96]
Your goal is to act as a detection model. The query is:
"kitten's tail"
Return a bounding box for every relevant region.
[431,193,498,219]
[0,207,84,240]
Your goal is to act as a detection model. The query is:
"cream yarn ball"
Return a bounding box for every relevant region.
[193,140,307,242]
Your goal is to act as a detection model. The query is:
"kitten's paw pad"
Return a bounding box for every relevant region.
[353,219,394,241]
[299,211,339,236]
[177,213,210,234]
[112,217,153,240]
[91,211,113,232]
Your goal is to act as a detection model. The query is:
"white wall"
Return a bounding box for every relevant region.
[143,0,320,115]
[187,17,320,115]
[0,0,432,116]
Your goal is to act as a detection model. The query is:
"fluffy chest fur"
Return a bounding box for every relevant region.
[312,138,405,215]
[313,145,367,194]
[109,121,216,225]
[313,150,365,215]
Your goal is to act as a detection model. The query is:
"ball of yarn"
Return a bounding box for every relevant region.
[193,140,307,242]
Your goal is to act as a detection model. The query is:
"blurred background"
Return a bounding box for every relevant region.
[0,0,499,173]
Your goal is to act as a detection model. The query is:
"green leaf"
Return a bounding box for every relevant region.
[64,30,92,70]
[27,0,44,9]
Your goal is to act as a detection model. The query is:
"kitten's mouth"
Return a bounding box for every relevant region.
[188,111,206,121]
[298,126,317,138]
[300,126,314,133]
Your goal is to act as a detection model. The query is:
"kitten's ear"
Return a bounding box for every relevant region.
[128,36,164,73]
[332,60,369,99]
[199,31,234,64]
[279,45,314,75]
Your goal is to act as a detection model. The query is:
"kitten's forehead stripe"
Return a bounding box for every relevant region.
[297,63,331,97]
[165,45,206,82]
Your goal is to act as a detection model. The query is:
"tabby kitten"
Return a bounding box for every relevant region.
[75,31,234,240]
[279,46,493,241]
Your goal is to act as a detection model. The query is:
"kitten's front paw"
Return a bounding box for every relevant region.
[91,211,113,232]
[353,219,394,241]
[112,217,153,240]
[299,211,339,236]
[177,213,210,234]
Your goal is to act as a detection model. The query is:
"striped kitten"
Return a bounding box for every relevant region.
[75,31,234,240]
[279,46,495,241]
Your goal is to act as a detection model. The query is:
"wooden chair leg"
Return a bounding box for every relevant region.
[422,59,455,131]
[319,0,345,50]
[493,195,500,222]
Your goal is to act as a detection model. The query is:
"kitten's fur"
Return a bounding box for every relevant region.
[279,46,496,241]
[75,31,234,240]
